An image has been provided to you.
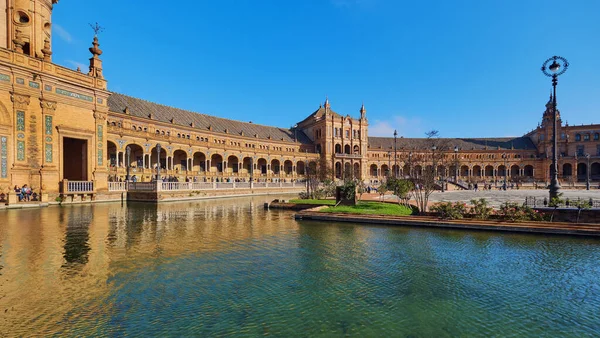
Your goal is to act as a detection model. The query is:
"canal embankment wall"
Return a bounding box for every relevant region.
[294,210,600,237]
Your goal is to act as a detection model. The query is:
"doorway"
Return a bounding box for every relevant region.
[63,137,88,181]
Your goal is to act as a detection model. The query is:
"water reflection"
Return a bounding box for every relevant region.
[62,206,92,267]
[0,196,599,336]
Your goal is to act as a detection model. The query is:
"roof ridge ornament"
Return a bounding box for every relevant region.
[87,23,104,78]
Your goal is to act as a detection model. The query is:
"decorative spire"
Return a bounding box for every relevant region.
[360,102,366,120]
[41,38,52,62]
[87,23,104,78]
[87,35,104,78]
[324,96,330,110]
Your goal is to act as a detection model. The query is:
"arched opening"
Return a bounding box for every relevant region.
[257,158,267,175]
[193,152,206,173]
[353,145,360,154]
[562,163,572,178]
[381,164,389,176]
[335,144,342,154]
[484,165,494,177]
[344,144,351,154]
[370,164,378,177]
[577,162,587,180]
[414,165,422,177]
[392,164,400,177]
[497,165,507,177]
[107,141,117,167]
[460,165,469,177]
[150,146,167,172]
[211,154,223,173]
[524,165,534,177]
[296,161,306,175]
[242,157,253,175]
[127,144,144,170]
[344,162,352,178]
[271,159,281,175]
[473,165,482,177]
[308,161,317,175]
[227,155,239,174]
[510,165,520,177]
[335,162,342,179]
[403,164,411,177]
[172,149,188,172]
[437,165,446,177]
[284,160,293,175]
[353,163,360,179]
[592,162,600,180]
[316,144,322,154]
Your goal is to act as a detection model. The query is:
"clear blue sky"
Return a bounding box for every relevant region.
[51,0,600,138]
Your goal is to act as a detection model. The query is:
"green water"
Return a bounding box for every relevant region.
[1,196,599,337]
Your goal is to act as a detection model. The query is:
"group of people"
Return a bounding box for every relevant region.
[469,182,517,191]
[14,184,33,202]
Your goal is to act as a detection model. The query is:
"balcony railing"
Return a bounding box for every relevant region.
[62,180,94,193]
[108,182,127,192]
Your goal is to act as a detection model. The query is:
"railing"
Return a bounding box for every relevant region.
[236,182,251,189]
[63,180,94,193]
[524,196,600,208]
[191,182,214,190]
[108,182,127,192]
[216,182,234,189]
[161,182,190,191]
[128,182,157,191]
[335,153,362,159]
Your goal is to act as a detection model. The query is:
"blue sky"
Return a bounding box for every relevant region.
[51,0,600,138]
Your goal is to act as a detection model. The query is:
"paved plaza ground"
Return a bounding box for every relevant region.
[371,188,600,208]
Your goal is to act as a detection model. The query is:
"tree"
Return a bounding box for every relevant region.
[386,177,414,208]
[305,155,333,199]
[408,130,451,213]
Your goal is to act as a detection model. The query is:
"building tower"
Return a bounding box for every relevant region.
[1,0,58,59]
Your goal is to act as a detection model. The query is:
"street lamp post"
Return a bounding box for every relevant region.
[393,130,398,178]
[502,153,508,190]
[387,151,391,177]
[541,55,569,200]
[432,145,437,189]
[454,146,459,184]
[408,151,412,178]
[586,153,591,190]
[156,143,162,180]
[125,145,131,181]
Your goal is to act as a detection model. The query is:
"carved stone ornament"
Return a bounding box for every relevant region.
[40,100,57,112]
[93,111,107,121]
[11,93,31,109]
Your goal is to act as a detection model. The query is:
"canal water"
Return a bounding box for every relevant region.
[1,196,599,337]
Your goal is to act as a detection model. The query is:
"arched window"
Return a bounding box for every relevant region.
[575,134,581,141]
[595,133,600,141]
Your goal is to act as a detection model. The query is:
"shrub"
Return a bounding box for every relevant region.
[498,202,543,222]
[430,201,467,220]
[470,198,493,220]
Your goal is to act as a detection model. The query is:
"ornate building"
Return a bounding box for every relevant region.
[0,0,598,199]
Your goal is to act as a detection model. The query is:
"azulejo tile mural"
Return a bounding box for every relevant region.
[45,115,53,135]
[17,141,25,161]
[1,136,7,178]
[16,111,25,131]
[45,143,52,163]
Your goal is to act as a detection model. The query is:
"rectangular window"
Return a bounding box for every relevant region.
[577,145,585,156]
[346,130,349,138]
[597,145,600,156]
[584,134,590,141]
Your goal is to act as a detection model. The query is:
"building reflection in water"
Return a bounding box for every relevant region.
[61,206,93,268]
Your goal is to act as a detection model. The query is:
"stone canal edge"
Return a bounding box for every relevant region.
[294,210,600,237]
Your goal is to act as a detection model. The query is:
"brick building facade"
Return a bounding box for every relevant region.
[0,1,598,198]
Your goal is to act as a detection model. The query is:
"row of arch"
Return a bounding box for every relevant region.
[366,162,600,179]
[107,141,317,176]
